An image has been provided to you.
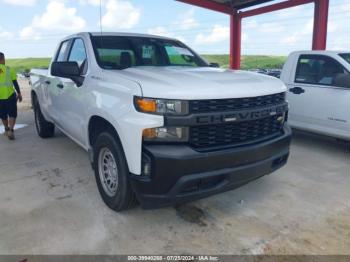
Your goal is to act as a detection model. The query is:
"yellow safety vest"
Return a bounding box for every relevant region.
[0,65,15,100]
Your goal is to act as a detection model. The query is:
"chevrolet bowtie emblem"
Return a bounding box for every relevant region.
[224,117,237,122]
[277,116,284,122]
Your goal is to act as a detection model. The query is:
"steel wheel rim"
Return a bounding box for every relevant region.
[98,147,119,197]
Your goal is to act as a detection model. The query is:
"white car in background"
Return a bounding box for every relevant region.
[281,51,350,141]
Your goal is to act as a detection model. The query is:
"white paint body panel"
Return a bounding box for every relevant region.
[120,67,286,99]
[281,50,350,140]
[31,32,287,175]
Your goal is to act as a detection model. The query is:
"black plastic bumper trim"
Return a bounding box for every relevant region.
[130,125,292,209]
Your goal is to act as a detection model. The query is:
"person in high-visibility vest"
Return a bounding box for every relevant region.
[0,52,22,140]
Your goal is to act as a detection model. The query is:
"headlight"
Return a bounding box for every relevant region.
[143,127,189,142]
[134,97,189,115]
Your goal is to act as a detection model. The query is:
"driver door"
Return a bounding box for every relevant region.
[288,54,350,136]
[48,39,72,124]
[53,38,89,145]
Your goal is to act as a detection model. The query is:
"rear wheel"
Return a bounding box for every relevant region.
[93,132,137,211]
[33,96,55,138]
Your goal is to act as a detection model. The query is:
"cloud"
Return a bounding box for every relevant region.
[147,26,187,43]
[173,9,198,30]
[195,25,229,45]
[19,1,86,40]
[147,9,197,43]
[0,27,14,40]
[2,0,37,6]
[341,1,350,12]
[280,19,313,45]
[328,20,338,33]
[101,0,140,29]
[242,33,249,44]
[329,36,350,51]
[79,0,100,5]
[281,34,298,45]
[276,5,303,18]
[20,26,41,40]
[259,23,284,33]
[305,19,314,34]
[148,27,172,38]
[244,20,258,29]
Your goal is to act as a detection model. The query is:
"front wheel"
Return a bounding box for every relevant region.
[93,132,137,211]
[33,96,55,138]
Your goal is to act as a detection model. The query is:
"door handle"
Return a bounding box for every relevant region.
[57,84,64,89]
[289,87,305,94]
[45,80,51,85]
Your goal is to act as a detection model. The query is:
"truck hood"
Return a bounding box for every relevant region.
[119,66,287,100]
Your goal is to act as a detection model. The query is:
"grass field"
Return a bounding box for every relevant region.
[7,58,51,73]
[202,55,287,69]
[7,55,286,73]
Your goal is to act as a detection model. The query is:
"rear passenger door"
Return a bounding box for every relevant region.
[288,54,350,136]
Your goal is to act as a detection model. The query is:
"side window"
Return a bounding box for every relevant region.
[295,55,347,86]
[56,41,70,62]
[165,45,196,66]
[68,38,88,74]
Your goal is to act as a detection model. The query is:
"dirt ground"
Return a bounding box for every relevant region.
[0,78,349,255]
[17,77,32,111]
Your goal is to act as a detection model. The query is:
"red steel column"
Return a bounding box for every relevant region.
[230,10,241,69]
[312,0,329,50]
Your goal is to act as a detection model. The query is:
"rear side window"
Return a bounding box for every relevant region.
[68,38,88,74]
[56,41,70,62]
[295,55,347,86]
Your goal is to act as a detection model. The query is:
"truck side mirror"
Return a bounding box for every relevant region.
[333,73,350,89]
[209,62,220,68]
[51,61,84,87]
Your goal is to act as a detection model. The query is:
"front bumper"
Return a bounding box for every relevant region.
[130,125,292,209]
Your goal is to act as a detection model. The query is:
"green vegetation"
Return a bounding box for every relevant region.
[7,55,287,73]
[7,58,51,73]
[202,55,287,69]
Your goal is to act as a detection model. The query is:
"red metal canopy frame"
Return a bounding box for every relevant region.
[176,0,330,69]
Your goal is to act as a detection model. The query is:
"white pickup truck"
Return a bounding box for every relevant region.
[281,51,350,140]
[30,32,291,211]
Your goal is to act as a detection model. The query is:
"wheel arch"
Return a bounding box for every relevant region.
[31,90,37,106]
[88,115,132,171]
[88,115,123,148]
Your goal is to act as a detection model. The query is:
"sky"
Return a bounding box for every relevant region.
[0,0,349,58]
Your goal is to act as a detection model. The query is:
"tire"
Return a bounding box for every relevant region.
[93,132,137,211]
[33,96,55,138]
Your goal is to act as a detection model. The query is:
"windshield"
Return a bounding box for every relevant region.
[340,53,350,65]
[91,35,209,70]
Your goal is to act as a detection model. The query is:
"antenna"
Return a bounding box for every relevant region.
[99,0,104,64]
[99,0,103,36]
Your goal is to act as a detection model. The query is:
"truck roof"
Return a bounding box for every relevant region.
[63,32,177,41]
[289,50,350,56]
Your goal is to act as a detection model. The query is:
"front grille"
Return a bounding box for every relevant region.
[189,115,283,149]
[189,92,286,113]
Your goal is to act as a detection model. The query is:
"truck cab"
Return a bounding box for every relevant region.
[281,51,350,140]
